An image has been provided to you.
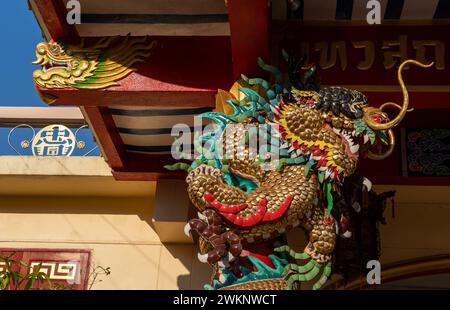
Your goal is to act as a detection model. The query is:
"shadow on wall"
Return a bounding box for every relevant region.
[162,244,211,290]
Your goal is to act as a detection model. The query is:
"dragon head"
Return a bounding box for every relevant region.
[33,41,75,67]
[32,37,155,90]
[167,58,432,187]
[32,40,97,88]
[275,59,433,181]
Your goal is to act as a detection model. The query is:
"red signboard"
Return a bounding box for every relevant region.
[0,249,91,290]
[272,23,450,88]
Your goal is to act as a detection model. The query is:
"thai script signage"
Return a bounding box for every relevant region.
[273,24,449,87]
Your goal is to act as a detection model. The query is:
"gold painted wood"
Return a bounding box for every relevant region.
[33,36,155,90]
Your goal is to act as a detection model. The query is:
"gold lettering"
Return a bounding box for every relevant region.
[382,35,408,69]
[352,41,375,70]
[413,40,445,70]
[314,41,347,70]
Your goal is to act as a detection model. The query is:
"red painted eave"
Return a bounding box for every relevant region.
[36,36,234,107]
[29,0,78,40]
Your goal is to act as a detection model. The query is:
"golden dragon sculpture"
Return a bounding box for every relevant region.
[32,36,155,90]
[167,57,431,290]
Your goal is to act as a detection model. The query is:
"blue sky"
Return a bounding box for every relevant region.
[0,1,46,107]
[0,2,99,155]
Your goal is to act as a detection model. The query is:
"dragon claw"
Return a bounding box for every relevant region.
[184,222,192,237]
[284,258,331,290]
[275,245,332,290]
[197,253,208,263]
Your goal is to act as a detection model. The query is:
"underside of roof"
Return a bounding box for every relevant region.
[28,0,450,184]
[110,106,211,155]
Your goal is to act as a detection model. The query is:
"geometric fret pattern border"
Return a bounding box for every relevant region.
[0,249,91,290]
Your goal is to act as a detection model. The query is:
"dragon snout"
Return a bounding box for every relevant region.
[32,53,47,66]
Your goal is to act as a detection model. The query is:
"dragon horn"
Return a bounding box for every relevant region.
[363,59,433,131]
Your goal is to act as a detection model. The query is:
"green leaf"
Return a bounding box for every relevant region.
[18,261,30,268]
[37,272,48,281]
[4,260,12,273]
[11,272,18,287]
[1,276,10,290]
[24,277,35,290]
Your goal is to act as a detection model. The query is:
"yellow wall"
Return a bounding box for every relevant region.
[0,185,211,289]
[286,185,450,266]
[0,157,210,289]
[376,185,450,264]
[1,157,450,289]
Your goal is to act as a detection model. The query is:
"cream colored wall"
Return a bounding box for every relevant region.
[1,157,450,289]
[375,185,450,264]
[286,185,450,265]
[0,157,210,289]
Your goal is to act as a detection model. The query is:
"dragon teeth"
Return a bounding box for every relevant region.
[350,144,359,154]
[197,212,207,221]
[280,142,289,149]
[218,273,226,283]
[228,252,236,262]
[218,259,229,268]
[270,105,280,115]
[363,177,372,191]
[197,253,208,263]
[364,134,369,144]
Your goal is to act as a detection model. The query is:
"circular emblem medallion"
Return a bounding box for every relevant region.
[32,124,76,156]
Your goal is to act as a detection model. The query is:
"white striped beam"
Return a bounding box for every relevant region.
[303,0,337,21]
[401,0,440,20]
[110,106,210,154]
[75,23,230,37]
[0,106,85,127]
[71,0,228,15]
[66,0,230,36]
[278,0,449,21]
